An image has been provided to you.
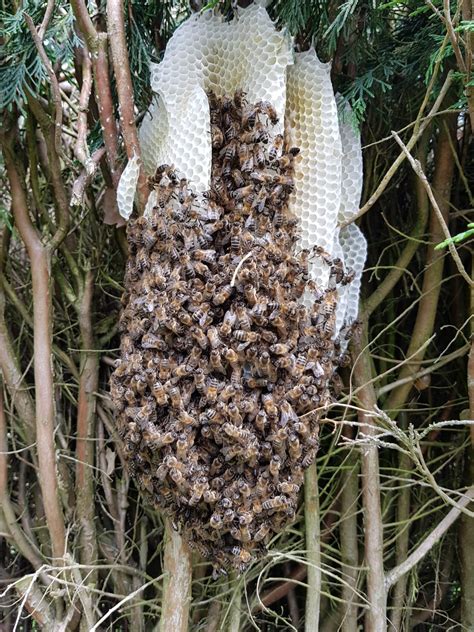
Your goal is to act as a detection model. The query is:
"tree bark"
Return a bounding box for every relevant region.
[304,461,321,631]
[353,325,387,632]
[160,521,192,632]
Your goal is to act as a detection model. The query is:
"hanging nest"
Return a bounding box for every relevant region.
[110,92,353,574]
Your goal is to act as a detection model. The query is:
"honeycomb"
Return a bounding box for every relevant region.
[285,49,342,288]
[337,97,363,225]
[139,4,292,193]
[339,223,367,328]
[111,93,354,574]
[117,153,140,221]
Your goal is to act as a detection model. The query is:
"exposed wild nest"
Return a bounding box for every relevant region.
[110,91,354,574]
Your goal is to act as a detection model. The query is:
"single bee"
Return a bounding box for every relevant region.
[213,285,234,305]
[230,546,252,565]
[211,124,224,149]
[210,349,226,373]
[168,386,183,410]
[269,455,282,477]
[178,409,197,428]
[206,377,219,403]
[256,100,279,124]
[210,513,223,530]
[288,433,303,461]
[150,380,167,406]
[223,400,240,423]
[234,89,247,108]
[189,476,208,505]
[262,495,289,512]
[278,481,300,495]
[268,134,283,162]
[238,144,253,172]
[254,523,270,542]
[231,169,245,188]
[190,326,208,349]
[255,410,268,433]
[203,489,219,504]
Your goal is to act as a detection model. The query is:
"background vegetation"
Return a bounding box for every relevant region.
[0,0,472,630]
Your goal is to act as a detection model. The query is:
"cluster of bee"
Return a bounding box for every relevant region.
[111,91,354,574]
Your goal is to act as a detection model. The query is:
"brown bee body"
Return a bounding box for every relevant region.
[112,90,351,576]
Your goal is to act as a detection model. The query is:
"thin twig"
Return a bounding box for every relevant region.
[24,14,63,156]
[38,0,55,40]
[385,487,474,588]
[341,71,453,228]
[392,131,473,287]
[75,45,94,174]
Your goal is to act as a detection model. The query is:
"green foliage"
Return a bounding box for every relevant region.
[0,1,79,109]
[269,0,464,123]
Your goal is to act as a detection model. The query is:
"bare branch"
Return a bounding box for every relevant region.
[385,487,474,589]
[391,131,473,287]
[106,0,148,208]
[75,45,95,174]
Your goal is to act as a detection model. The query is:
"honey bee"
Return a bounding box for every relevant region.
[234,89,247,108]
[230,224,242,254]
[233,329,258,343]
[213,284,234,305]
[225,120,240,142]
[278,481,300,495]
[254,523,270,542]
[268,133,283,162]
[206,377,219,403]
[269,455,282,477]
[262,495,289,512]
[230,546,252,565]
[231,184,254,201]
[221,138,238,163]
[168,386,183,410]
[178,409,197,428]
[189,476,208,505]
[190,326,208,349]
[231,169,245,188]
[210,513,223,530]
[211,124,224,149]
[238,144,253,173]
[173,363,193,379]
[223,508,235,524]
[210,349,226,373]
[203,489,219,504]
[150,380,167,406]
[252,143,266,168]
[302,448,317,469]
[227,402,243,425]
[255,410,268,433]
[256,100,278,124]
[224,347,239,368]
[288,434,302,461]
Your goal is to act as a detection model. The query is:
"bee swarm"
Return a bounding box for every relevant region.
[111,92,352,574]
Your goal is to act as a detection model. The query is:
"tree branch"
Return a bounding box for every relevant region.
[353,325,387,631]
[304,461,321,631]
[385,487,474,589]
[342,71,453,227]
[2,127,66,562]
[24,14,63,157]
[391,131,472,287]
[106,0,148,208]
